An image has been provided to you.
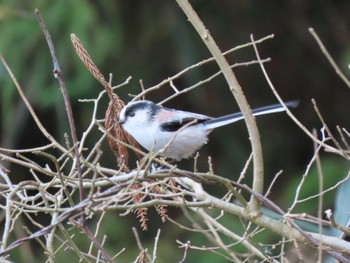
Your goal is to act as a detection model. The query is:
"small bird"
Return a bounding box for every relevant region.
[118,100,297,160]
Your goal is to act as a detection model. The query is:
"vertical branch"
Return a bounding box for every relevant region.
[34,10,115,262]
[314,128,324,262]
[175,0,264,212]
[34,10,85,222]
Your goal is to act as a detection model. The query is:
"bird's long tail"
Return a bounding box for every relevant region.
[203,100,298,130]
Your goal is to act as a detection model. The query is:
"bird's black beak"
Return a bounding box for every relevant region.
[118,119,125,125]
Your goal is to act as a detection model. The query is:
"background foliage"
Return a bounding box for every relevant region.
[0,0,349,262]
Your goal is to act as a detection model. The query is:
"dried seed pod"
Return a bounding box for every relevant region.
[71,34,140,171]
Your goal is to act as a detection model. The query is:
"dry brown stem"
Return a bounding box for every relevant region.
[70,33,140,171]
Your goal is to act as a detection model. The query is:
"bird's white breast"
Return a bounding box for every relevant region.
[123,119,209,159]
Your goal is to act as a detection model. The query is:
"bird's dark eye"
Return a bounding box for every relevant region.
[129,111,135,117]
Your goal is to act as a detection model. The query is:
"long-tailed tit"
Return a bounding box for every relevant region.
[118,100,298,160]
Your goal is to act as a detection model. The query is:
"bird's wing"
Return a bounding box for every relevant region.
[158,109,211,132]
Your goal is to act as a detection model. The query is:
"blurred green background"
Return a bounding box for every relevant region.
[0,0,349,262]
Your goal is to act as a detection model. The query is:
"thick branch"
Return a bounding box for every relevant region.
[175,0,264,212]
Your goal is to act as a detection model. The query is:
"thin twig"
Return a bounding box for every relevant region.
[264,170,283,197]
[309,27,350,89]
[34,9,85,217]
[311,99,346,155]
[178,241,191,263]
[160,58,270,105]
[151,229,161,263]
[133,34,274,102]
[34,9,118,262]
[0,55,67,154]
[250,35,346,160]
[313,129,324,262]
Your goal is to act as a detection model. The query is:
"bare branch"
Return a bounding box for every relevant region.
[309,27,350,89]
[176,0,264,213]
[34,9,85,217]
